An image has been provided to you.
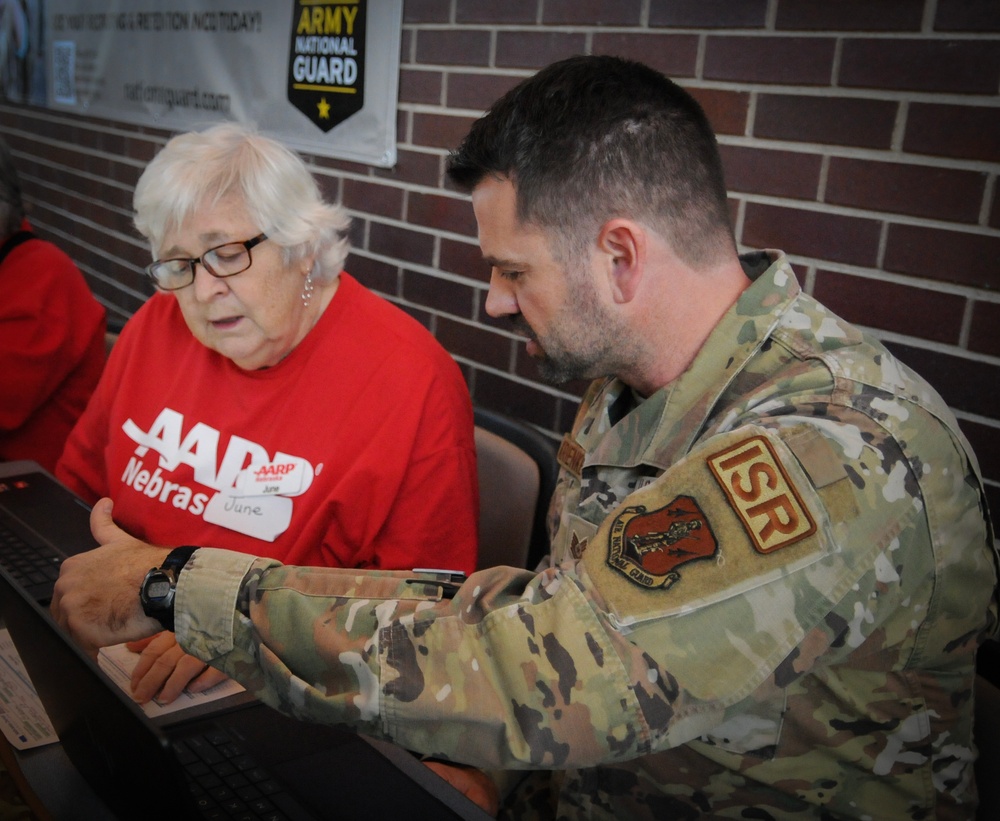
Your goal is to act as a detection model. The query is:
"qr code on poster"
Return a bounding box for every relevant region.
[52,41,76,105]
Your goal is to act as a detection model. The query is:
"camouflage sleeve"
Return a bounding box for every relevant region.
[175,421,992,771]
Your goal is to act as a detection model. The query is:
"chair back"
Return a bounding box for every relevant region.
[473,408,558,571]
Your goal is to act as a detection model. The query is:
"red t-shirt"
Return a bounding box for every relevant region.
[0,222,106,470]
[57,273,478,573]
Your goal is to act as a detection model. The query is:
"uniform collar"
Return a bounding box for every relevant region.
[577,250,800,470]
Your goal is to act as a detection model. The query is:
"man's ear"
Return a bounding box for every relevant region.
[598,219,645,304]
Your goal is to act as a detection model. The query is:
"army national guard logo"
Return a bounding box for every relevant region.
[288,1,367,132]
[608,496,718,589]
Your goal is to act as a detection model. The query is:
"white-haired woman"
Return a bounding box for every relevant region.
[57,124,478,703]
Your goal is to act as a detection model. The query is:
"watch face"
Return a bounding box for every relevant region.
[146,579,172,600]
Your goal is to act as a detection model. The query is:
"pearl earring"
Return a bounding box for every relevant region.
[301,272,314,307]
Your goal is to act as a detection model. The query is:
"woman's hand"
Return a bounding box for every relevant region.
[126,631,230,704]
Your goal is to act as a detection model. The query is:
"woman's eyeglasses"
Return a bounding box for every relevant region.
[144,233,268,291]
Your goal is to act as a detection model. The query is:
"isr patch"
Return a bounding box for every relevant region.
[707,435,816,554]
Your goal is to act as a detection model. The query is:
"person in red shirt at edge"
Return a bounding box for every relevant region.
[0,137,105,471]
[55,123,479,705]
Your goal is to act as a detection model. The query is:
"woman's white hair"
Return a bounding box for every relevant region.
[133,123,350,283]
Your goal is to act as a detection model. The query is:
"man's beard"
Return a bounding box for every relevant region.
[511,309,621,387]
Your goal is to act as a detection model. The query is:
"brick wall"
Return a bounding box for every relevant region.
[1,0,998,515]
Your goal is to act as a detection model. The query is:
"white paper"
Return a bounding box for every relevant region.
[0,628,57,750]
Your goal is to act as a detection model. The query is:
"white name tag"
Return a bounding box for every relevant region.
[203,493,292,542]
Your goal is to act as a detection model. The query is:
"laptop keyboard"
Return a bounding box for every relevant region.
[0,515,62,599]
[174,728,315,821]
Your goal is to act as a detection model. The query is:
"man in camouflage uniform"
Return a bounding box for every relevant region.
[54,56,996,819]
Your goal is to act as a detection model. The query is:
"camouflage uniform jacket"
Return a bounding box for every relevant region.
[177,251,997,820]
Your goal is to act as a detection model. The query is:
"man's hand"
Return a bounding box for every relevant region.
[126,631,229,704]
[50,497,171,656]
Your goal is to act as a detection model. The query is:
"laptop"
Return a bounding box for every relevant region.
[0,462,493,821]
[0,460,97,602]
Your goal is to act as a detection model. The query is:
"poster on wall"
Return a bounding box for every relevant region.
[0,0,401,167]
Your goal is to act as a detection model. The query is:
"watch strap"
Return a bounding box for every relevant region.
[162,545,198,574]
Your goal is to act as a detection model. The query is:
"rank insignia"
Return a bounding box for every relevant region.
[608,496,717,589]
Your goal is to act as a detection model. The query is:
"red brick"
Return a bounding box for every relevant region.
[886,341,1000,420]
[456,0,537,24]
[399,68,442,105]
[650,0,767,28]
[718,145,821,200]
[884,224,1000,290]
[776,0,923,31]
[960,419,1000,488]
[368,221,435,266]
[742,204,882,266]
[543,0,642,26]
[704,36,836,85]
[935,0,1000,32]
[812,271,965,344]
[904,103,1000,164]
[755,94,897,149]
[404,0,451,23]
[441,237,489,281]
[472,370,559,430]
[342,179,405,221]
[402,270,476,318]
[310,150,373,177]
[415,30,491,66]
[347,254,400,296]
[687,87,750,136]
[435,316,512,370]
[408,191,478,235]
[592,33,700,78]
[373,148,443,188]
[825,158,986,224]
[969,301,1000,358]
[411,112,478,151]
[447,71,524,112]
[495,31,588,69]
[839,38,1000,94]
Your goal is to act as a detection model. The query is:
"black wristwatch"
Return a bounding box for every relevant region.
[140,546,198,631]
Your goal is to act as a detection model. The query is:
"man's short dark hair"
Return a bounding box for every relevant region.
[447,55,735,267]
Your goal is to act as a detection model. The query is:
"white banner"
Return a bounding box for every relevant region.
[1,0,401,167]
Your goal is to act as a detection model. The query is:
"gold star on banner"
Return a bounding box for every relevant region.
[317,97,331,119]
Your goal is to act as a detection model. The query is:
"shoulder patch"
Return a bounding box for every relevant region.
[608,496,718,589]
[707,435,817,554]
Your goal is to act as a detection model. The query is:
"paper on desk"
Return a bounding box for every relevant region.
[0,628,57,750]
[97,642,246,720]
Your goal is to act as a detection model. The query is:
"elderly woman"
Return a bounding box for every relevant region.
[56,123,478,703]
